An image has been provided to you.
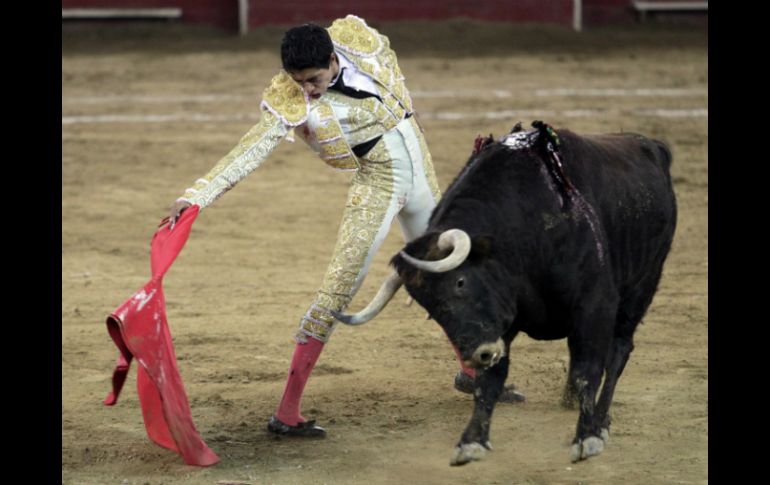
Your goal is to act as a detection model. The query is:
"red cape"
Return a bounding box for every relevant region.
[103,206,219,467]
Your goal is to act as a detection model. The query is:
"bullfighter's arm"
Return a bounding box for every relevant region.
[177,109,289,209]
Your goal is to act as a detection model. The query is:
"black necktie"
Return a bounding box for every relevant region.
[329,68,381,101]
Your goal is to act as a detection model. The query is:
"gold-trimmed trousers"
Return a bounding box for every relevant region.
[296,116,441,343]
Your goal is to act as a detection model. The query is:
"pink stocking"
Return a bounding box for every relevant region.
[274,337,325,426]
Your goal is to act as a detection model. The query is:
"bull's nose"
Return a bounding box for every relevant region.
[471,339,505,368]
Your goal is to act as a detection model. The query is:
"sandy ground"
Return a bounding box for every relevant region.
[62,19,707,485]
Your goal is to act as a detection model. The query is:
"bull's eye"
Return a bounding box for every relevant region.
[456,277,465,289]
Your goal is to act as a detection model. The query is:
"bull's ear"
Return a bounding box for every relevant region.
[470,235,494,260]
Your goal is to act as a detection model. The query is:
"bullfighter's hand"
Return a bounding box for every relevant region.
[167,200,192,230]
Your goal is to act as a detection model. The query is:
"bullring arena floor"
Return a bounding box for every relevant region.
[62,19,707,485]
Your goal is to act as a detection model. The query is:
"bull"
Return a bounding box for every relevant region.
[333,121,677,465]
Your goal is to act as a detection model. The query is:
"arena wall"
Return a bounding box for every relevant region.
[61,0,690,31]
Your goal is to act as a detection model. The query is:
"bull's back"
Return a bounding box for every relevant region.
[559,131,677,296]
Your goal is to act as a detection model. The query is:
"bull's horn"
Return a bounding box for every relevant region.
[399,229,471,273]
[331,272,403,325]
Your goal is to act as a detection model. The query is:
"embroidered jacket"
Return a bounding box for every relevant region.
[180,15,414,209]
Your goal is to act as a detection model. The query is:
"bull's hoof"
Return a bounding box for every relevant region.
[600,427,610,443]
[454,372,526,403]
[570,436,605,463]
[450,442,490,466]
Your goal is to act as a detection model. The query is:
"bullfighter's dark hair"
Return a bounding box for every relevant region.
[280,23,334,72]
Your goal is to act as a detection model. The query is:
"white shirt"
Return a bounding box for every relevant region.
[329,50,379,97]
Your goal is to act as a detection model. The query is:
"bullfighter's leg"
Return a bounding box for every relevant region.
[270,119,424,437]
[566,308,614,462]
[450,354,510,466]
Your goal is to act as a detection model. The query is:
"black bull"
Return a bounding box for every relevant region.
[335,123,677,465]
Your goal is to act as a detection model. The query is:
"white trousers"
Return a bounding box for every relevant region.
[297,116,441,342]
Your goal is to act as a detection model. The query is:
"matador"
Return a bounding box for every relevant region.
[169,15,523,438]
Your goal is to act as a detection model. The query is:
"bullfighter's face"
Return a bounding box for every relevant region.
[288,53,340,100]
[394,234,516,369]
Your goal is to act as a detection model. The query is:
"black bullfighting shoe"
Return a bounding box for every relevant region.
[454,371,526,403]
[267,415,327,438]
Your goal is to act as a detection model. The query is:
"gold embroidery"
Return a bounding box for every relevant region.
[391,82,413,112]
[378,68,393,87]
[317,161,394,305]
[309,307,334,324]
[297,306,335,342]
[183,110,288,208]
[315,103,335,122]
[301,100,359,169]
[315,121,343,143]
[183,18,422,212]
[261,71,308,126]
[359,97,393,126]
[343,107,389,147]
[298,119,438,343]
[360,136,389,163]
[315,93,402,151]
[357,61,377,77]
[381,49,397,72]
[327,16,414,117]
[393,62,405,81]
[296,153,395,341]
[378,95,405,121]
[325,155,359,171]
[328,15,383,57]
[320,137,351,158]
[360,97,378,113]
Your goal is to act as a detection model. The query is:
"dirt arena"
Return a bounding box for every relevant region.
[62,19,707,485]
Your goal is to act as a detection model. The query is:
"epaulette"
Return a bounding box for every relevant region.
[328,15,383,58]
[260,71,309,126]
